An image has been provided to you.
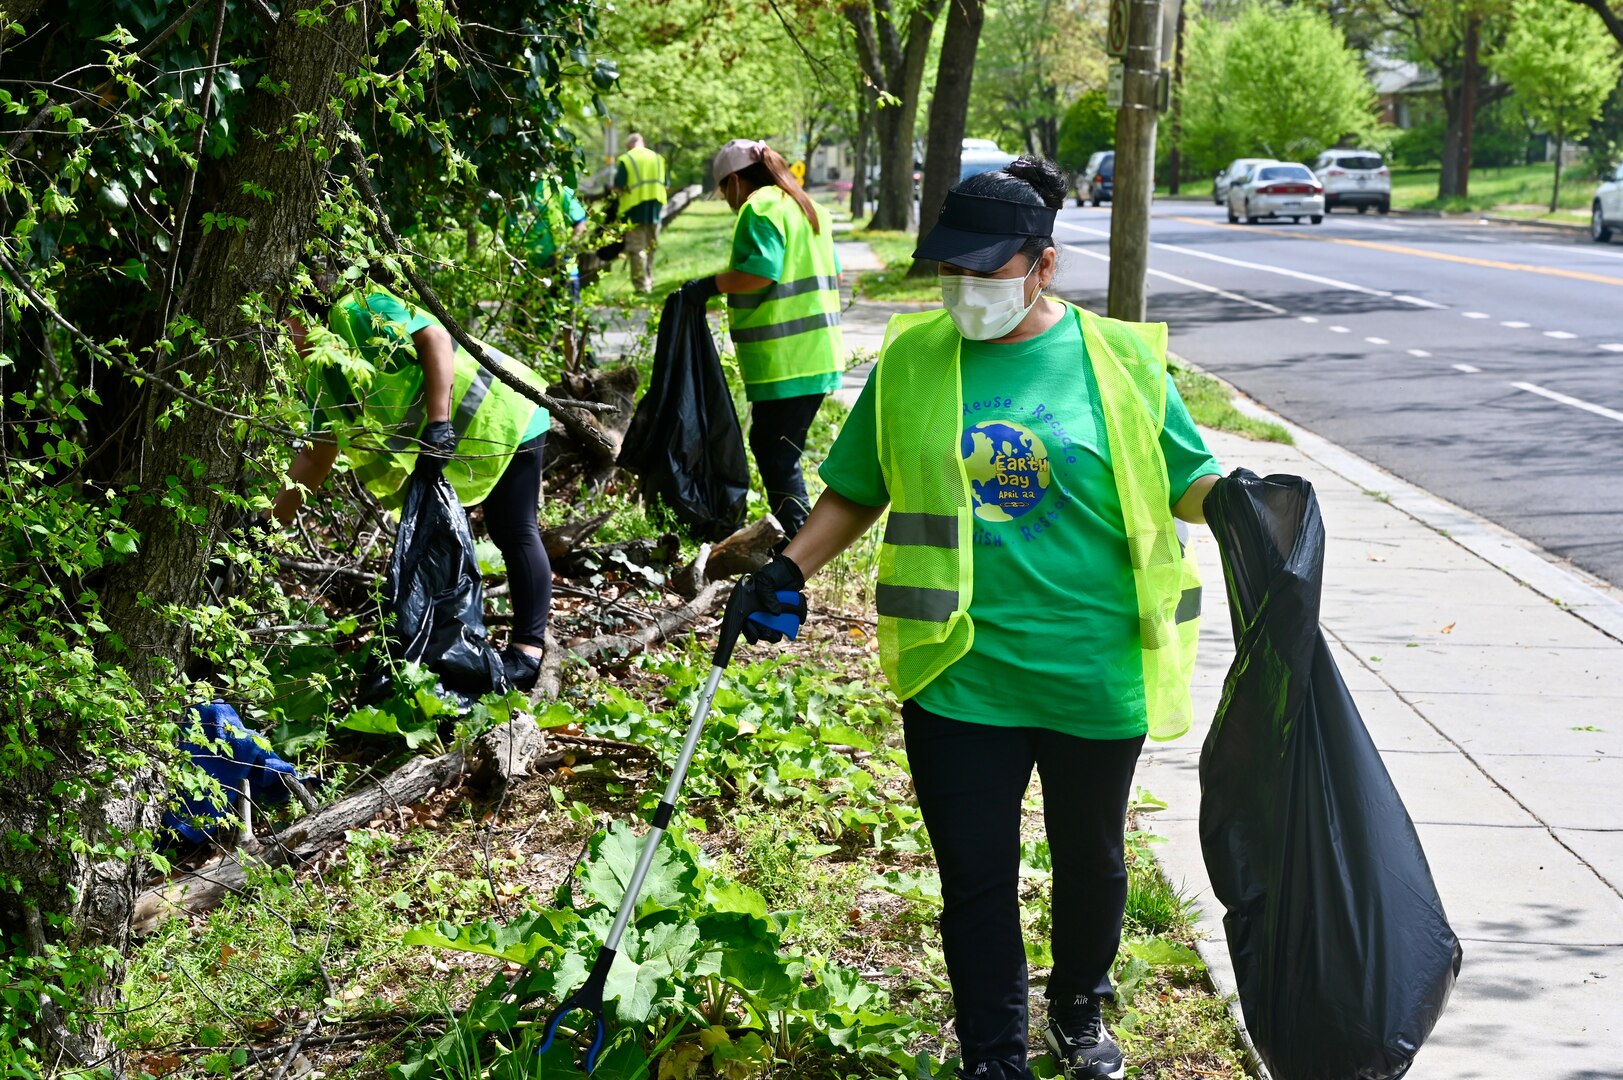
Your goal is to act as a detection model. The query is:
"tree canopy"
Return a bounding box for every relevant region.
[1181,1,1381,174]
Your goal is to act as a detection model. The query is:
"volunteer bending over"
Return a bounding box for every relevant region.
[736,158,1222,1080]
[276,283,555,691]
[680,139,844,540]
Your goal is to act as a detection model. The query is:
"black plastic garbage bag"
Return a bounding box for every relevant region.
[1201,469,1461,1080]
[619,291,749,540]
[384,472,508,697]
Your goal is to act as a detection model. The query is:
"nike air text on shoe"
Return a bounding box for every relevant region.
[1045,993,1124,1080]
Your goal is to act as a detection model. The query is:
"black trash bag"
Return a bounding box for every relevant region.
[1200,469,1461,1080]
[383,472,508,698]
[619,291,749,540]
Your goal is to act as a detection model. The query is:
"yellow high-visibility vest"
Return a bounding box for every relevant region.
[616,146,668,216]
[871,301,1202,740]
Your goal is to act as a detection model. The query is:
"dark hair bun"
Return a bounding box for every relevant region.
[1004,156,1067,210]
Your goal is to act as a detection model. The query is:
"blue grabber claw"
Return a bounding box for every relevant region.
[537,947,615,1072]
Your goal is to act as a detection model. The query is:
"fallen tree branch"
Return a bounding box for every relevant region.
[566,579,730,666]
[343,136,619,463]
[133,747,471,932]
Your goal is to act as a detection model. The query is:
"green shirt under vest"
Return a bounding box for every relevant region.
[727,187,844,402]
[820,310,1221,739]
[306,289,550,508]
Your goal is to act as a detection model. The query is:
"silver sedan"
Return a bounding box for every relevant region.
[1226,162,1325,225]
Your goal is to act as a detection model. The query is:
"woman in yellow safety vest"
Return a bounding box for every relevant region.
[732,158,1225,1080]
[272,280,554,691]
[679,138,844,539]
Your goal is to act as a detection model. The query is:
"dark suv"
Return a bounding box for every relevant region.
[1081,151,1114,206]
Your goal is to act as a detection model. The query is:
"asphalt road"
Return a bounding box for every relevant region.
[1050,199,1623,589]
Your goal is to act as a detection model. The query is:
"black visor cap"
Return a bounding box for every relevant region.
[912,191,1058,272]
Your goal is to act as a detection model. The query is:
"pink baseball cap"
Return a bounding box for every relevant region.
[713,139,768,185]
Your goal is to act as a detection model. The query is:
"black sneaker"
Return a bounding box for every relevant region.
[502,647,542,692]
[1046,993,1124,1080]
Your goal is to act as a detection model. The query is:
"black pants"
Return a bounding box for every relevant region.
[901,701,1145,1076]
[749,393,823,539]
[482,435,552,648]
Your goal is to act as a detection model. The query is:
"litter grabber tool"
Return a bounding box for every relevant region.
[537,583,803,1071]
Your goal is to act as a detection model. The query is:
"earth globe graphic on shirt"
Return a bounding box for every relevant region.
[962,421,1051,522]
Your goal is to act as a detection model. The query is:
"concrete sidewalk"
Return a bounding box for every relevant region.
[1145,419,1623,1079]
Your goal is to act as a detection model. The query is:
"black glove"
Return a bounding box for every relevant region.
[679,276,721,306]
[414,420,458,478]
[739,553,808,645]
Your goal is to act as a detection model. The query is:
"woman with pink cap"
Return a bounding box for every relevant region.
[679,139,845,540]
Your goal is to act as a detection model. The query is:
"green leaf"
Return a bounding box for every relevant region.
[816,723,874,751]
[401,907,580,967]
[579,821,699,914]
[605,919,704,1024]
[1124,936,1203,969]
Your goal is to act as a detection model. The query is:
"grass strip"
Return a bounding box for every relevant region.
[1172,364,1292,445]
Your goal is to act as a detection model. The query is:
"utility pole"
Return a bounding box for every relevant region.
[1107,0,1166,322]
[1166,2,1187,196]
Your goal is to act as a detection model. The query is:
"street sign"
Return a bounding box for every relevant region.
[1107,0,1130,58]
[790,160,807,186]
[1106,63,1125,109]
[1160,0,1184,66]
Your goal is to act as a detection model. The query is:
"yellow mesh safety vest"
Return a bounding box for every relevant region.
[726,187,845,389]
[872,302,1202,740]
[616,146,668,216]
[321,291,549,511]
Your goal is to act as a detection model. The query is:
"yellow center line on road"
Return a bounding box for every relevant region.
[1171,216,1623,288]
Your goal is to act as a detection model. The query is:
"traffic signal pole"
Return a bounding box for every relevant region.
[1107,0,1164,322]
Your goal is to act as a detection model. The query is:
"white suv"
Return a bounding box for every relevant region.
[1313,149,1391,214]
[1593,163,1623,243]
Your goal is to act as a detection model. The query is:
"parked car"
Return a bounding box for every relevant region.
[1313,148,1390,214]
[1227,162,1324,224]
[1213,157,1276,206]
[1078,151,1114,206]
[1592,162,1623,243]
[958,138,1018,184]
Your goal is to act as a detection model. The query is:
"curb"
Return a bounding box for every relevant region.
[1387,206,1591,234]
[1179,354,1623,645]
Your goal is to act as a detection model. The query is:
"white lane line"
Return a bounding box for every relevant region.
[1298,315,1319,323]
[1331,220,1407,233]
[1056,219,1394,297]
[1513,381,1623,425]
[1544,330,1578,339]
[1365,336,1390,345]
[1532,242,1623,262]
[1394,294,1448,309]
[1600,343,1623,353]
[1462,311,1492,319]
[1062,244,1288,314]
[1329,325,1351,333]
[1408,348,1433,357]
[1500,320,1530,328]
[1453,363,1481,373]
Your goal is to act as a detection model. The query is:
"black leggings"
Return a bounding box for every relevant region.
[901,700,1145,1075]
[749,393,824,539]
[482,435,552,648]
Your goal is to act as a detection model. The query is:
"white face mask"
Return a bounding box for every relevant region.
[939,260,1041,341]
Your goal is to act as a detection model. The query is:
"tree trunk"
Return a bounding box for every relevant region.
[1108,0,1162,322]
[1439,13,1481,200]
[0,2,375,1069]
[845,0,945,232]
[1551,121,1564,213]
[1167,1,1187,195]
[850,88,871,219]
[910,0,986,278]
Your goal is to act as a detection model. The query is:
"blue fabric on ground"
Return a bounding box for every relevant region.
[162,700,301,845]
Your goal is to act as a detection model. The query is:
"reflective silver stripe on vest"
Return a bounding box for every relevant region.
[729,310,841,344]
[1141,588,1203,648]
[1127,527,1177,569]
[453,366,497,430]
[727,275,842,311]
[385,403,427,452]
[876,583,958,622]
[883,512,959,549]
[1175,585,1201,624]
